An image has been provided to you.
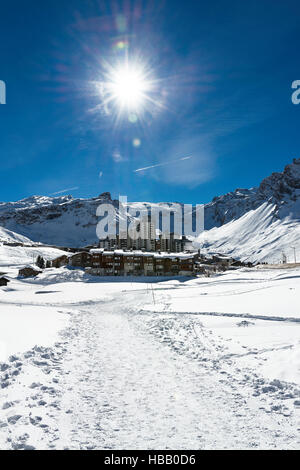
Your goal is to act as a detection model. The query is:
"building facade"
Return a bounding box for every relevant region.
[97,216,191,253]
[84,249,197,277]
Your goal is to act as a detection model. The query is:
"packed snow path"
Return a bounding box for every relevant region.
[0,288,299,450]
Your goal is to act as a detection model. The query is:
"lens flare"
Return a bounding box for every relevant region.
[132,138,141,147]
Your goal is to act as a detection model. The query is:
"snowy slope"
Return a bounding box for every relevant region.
[193,158,300,262]
[0,305,69,362]
[0,244,69,276]
[0,226,34,244]
[0,267,299,449]
[195,202,300,263]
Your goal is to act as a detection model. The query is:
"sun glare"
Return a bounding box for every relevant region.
[108,65,149,110]
[96,58,164,123]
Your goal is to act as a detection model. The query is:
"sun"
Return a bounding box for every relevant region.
[96,58,164,122]
[107,64,150,110]
[96,59,157,119]
[109,65,149,110]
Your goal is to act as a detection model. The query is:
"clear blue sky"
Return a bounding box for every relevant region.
[0,0,300,204]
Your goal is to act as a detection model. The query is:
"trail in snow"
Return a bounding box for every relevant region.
[40,294,300,448]
[142,310,300,323]
[0,289,299,450]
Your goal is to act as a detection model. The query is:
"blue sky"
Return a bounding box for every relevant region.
[0,0,300,204]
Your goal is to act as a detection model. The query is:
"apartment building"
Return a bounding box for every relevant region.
[85,249,196,277]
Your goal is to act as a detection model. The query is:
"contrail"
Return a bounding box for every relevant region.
[50,186,79,196]
[134,156,192,173]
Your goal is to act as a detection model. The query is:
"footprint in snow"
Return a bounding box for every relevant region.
[7,415,22,425]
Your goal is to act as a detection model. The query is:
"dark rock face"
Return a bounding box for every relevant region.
[257,158,300,200]
[98,192,112,200]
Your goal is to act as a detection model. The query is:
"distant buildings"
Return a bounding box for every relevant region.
[46,217,253,277]
[18,266,42,278]
[71,212,199,276]
[49,246,252,277]
[0,277,10,286]
[156,233,191,253]
[51,254,69,268]
[98,215,192,254]
[50,248,199,277]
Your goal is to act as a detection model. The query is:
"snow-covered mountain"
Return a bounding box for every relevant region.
[197,158,300,262]
[204,158,300,229]
[196,202,300,263]
[0,158,299,261]
[0,192,119,247]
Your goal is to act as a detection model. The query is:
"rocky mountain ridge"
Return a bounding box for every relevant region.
[0,159,299,260]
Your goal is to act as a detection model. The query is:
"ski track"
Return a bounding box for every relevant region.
[142,310,300,324]
[0,291,299,450]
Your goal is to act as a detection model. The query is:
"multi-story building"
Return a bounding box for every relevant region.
[53,244,199,277]
[117,232,129,250]
[143,254,155,276]
[69,251,93,267]
[156,233,191,253]
[98,215,158,252]
[123,253,144,276]
[52,248,247,277]
[140,215,156,251]
[98,236,118,250]
[85,249,197,277]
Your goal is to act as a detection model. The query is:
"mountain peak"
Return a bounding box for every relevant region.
[98,192,112,200]
[257,158,300,202]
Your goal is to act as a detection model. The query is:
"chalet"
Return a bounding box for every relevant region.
[19,266,42,278]
[51,254,69,268]
[0,277,10,287]
[211,255,234,267]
